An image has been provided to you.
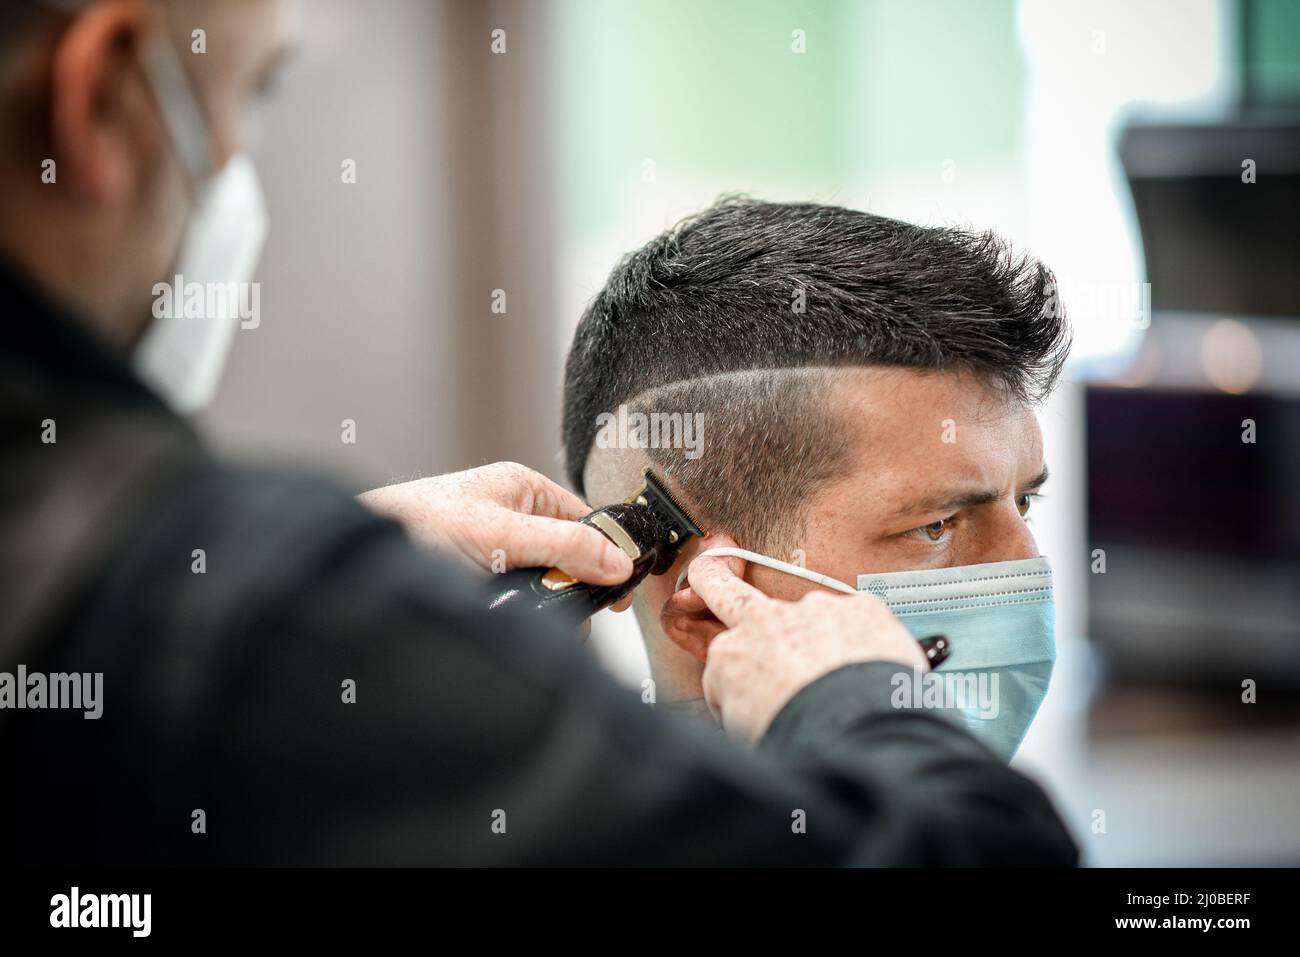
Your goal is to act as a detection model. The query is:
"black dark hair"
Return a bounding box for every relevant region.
[562,197,1070,546]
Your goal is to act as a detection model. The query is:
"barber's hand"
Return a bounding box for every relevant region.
[359,462,634,605]
[686,553,929,745]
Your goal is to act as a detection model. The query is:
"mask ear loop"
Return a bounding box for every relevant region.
[676,546,857,595]
[140,27,216,184]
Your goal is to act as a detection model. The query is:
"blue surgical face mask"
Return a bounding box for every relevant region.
[682,549,1055,760]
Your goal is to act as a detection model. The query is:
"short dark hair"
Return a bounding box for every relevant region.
[562,197,1070,548]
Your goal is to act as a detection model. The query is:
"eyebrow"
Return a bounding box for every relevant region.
[890,466,1050,519]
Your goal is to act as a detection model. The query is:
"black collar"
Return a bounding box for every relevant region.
[2,252,178,417]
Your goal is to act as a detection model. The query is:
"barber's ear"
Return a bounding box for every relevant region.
[658,532,746,662]
[50,1,164,203]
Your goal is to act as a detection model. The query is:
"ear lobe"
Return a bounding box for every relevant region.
[658,532,746,662]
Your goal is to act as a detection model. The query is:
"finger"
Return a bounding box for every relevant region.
[687,554,771,628]
[700,650,724,722]
[496,512,633,584]
[661,569,728,655]
[700,630,744,726]
[665,583,708,615]
[610,593,634,613]
[507,465,594,522]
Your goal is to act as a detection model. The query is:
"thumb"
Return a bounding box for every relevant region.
[496,512,634,584]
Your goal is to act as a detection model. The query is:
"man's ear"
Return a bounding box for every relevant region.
[657,532,746,662]
[50,1,163,203]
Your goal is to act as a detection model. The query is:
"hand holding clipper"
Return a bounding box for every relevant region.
[486,469,706,623]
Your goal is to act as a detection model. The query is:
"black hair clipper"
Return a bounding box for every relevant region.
[486,469,705,623]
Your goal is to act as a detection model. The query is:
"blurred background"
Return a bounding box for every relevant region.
[200,0,1300,865]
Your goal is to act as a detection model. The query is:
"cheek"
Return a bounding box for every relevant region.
[748,563,822,601]
[131,163,190,305]
[143,158,187,237]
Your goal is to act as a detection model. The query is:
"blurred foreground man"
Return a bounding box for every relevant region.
[0,0,1077,865]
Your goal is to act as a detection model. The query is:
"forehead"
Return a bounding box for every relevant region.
[827,367,1042,508]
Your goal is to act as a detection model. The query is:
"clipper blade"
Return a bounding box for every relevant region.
[632,469,706,543]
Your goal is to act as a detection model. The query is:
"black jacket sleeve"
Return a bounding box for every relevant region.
[10,466,1079,866]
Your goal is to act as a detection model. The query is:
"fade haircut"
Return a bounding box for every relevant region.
[562,197,1070,551]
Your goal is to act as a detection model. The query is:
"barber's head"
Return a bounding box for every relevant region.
[0,0,294,349]
[564,198,1070,678]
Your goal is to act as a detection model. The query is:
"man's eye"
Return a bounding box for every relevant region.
[910,518,951,542]
[1016,493,1038,518]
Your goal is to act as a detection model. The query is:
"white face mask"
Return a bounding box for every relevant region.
[131,32,269,413]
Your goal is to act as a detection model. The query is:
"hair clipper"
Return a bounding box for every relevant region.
[486,469,705,623]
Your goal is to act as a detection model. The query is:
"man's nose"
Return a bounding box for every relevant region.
[977,503,1040,563]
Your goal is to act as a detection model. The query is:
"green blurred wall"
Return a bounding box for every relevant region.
[1245,0,1300,105]
[556,0,1026,234]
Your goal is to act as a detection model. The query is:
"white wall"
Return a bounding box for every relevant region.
[199,0,456,490]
